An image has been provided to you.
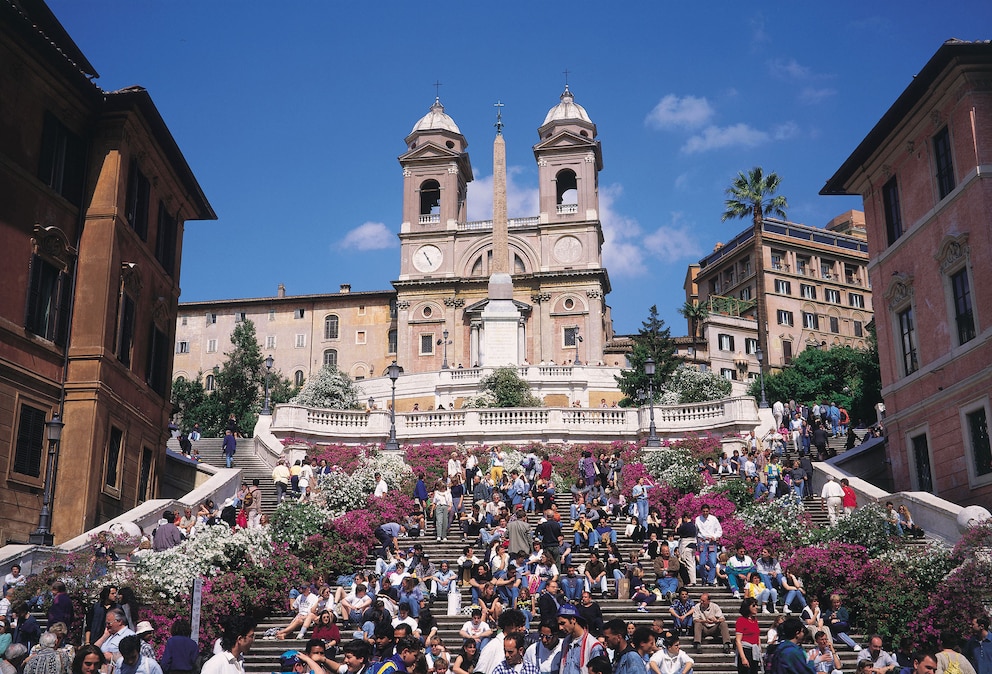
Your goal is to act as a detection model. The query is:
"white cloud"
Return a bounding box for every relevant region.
[750,15,769,48]
[339,221,397,250]
[674,172,692,192]
[799,87,837,105]
[772,121,800,140]
[642,218,704,265]
[681,123,770,154]
[645,94,714,130]
[768,57,811,80]
[466,166,539,221]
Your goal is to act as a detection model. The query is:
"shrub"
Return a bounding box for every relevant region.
[268,501,331,548]
[811,502,893,556]
[781,543,870,603]
[290,365,363,409]
[309,443,371,473]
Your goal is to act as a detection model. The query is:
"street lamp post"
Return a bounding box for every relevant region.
[755,346,769,408]
[385,361,401,452]
[439,329,453,370]
[644,356,661,447]
[261,354,274,415]
[368,396,375,411]
[573,330,584,366]
[29,414,64,546]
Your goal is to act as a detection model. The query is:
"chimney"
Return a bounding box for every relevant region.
[277,283,286,298]
[340,283,351,294]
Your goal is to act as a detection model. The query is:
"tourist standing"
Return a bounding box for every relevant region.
[222,430,236,469]
[200,616,255,674]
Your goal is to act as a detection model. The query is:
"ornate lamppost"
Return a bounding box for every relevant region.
[755,346,769,408]
[385,361,401,452]
[368,396,375,411]
[438,329,453,370]
[261,354,274,415]
[573,329,583,366]
[29,413,64,546]
[645,356,661,447]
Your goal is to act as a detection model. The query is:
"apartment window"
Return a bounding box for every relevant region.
[720,368,736,381]
[951,269,975,345]
[294,370,305,387]
[883,176,903,246]
[564,327,579,347]
[176,340,190,354]
[207,339,218,353]
[718,334,735,351]
[774,279,792,295]
[268,310,276,321]
[266,335,276,349]
[848,293,865,308]
[898,308,919,375]
[356,331,367,345]
[295,334,306,348]
[796,256,810,276]
[12,403,47,478]
[854,321,863,338]
[829,316,839,333]
[323,349,337,368]
[910,433,934,493]
[782,340,794,365]
[770,250,785,271]
[154,202,177,277]
[105,426,124,491]
[234,312,247,323]
[776,310,794,327]
[181,316,187,326]
[125,159,150,240]
[745,338,757,355]
[933,126,955,200]
[388,329,397,354]
[294,309,305,319]
[740,257,751,276]
[25,254,72,346]
[389,299,397,319]
[800,284,816,300]
[358,305,366,316]
[820,260,835,279]
[205,374,215,391]
[146,325,169,396]
[116,292,137,368]
[803,312,819,330]
[966,405,991,478]
[324,315,339,340]
[825,289,841,304]
[420,333,435,355]
[38,111,85,205]
[206,313,217,325]
[138,447,154,502]
[740,286,753,301]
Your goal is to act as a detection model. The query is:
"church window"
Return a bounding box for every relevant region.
[564,298,575,310]
[420,334,435,355]
[564,327,579,347]
[555,169,578,211]
[423,306,433,318]
[419,180,441,216]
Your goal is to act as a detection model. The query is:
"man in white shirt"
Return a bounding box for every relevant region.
[201,616,255,674]
[693,505,723,586]
[820,476,845,525]
[97,609,136,662]
[524,622,562,674]
[374,473,389,498]
[275,585,320,640]
[3,566,25,592]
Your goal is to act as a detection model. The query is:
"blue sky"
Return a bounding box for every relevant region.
[50,1,991,335]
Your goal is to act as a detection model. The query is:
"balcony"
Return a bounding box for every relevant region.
[556,203,579,215]
[419,214,440,225]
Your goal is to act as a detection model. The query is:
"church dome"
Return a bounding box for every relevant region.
[411,98,461,134]
[542,86,592,125]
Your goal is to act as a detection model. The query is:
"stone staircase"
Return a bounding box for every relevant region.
[166,436,281,517]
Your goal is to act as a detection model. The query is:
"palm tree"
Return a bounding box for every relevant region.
[678,301,709,340]
[721,167,788,373]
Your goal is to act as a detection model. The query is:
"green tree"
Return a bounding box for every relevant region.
[290,365,363,409]
[616,305,679,405]
[678,301,709,340]
[212,320,265,436]
[469,367,542,408]
[747,342,881,423]
[721,167,788,370]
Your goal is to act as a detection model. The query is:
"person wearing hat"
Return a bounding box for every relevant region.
[135,622,157,661]
[152,512,182,552]
[557,605,604,674]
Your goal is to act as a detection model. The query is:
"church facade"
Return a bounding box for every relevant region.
[174,89,615,384]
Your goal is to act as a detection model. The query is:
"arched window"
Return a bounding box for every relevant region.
[205,374,215,391]
[420,180,441,216]
[324,314,339,340]
[294,370,305,386]
[555,169,578,206]
[323,349,337,368]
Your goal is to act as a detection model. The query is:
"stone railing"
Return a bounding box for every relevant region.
[267,396,763,446]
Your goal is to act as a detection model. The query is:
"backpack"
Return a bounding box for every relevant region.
[242,491,254,508]
[944,653,963,674]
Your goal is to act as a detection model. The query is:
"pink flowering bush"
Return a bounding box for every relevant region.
[671,492,737,526]
[781,543,870,601]
[309,443,371,473]
[404,441,460,485]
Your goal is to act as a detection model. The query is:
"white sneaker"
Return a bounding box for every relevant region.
[761,607,770,614]
[733,591,741,599]
[854,645,862,652]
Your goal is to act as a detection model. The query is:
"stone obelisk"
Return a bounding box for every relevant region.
[480,101,521,366]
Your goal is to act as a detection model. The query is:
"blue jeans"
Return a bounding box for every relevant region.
[657,576,678,595]
[636,499,649,527]
[672,615,693,633]
[792,483,805,500]
[226,454,233,468]
[561,576,583,602]
[784,590,807,610]
[699,543,718,584]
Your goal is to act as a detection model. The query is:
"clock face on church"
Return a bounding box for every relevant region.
[413,244,443,273]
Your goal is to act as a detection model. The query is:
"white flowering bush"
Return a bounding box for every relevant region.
[660,365,733,404]
[135,525,273,602]
[314,452,411,514]
[877,542,954,587]
[644,446,696,474]
[461,391,498,409]
[739,496,816,549]
[290,365,363,409]
[269,500,333,546]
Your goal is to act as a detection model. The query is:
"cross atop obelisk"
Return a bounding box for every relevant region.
[491,100,509,275]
